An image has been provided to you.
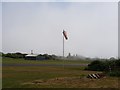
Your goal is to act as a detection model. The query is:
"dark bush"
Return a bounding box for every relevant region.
[3,53,27,59]
[85,59,120,77]
[115,59,120,67]
[107,71,120,77]
[85,60,107,71]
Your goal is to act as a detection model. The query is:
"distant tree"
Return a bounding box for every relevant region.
[85,57,91,60]
[85,59,120,77]
[68,53,71,57]
[0,52,2,57]
[3,52,27,59]
[51,54,57,60]
[109,57,116,60]
[85,60,106,71]
[115,59,120,67]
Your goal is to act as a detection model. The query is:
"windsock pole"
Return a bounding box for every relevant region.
[62,30,68,58]
[63,34,64,58]
[63,31,65,69]
[62,30,68,69]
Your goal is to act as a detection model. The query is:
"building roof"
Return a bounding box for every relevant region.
[25,54,38,57]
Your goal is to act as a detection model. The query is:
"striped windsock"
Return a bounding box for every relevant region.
[63,30,68,40]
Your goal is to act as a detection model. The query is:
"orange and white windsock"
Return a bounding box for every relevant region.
[63,30,68,40]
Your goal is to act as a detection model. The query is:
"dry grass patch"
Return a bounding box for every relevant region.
[22,76,119,88]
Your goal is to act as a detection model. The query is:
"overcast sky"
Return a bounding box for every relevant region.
[1,2,118,58]
[0,2,2,53]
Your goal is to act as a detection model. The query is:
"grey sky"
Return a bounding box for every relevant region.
[0,2,2,52]
[2,2,118,58]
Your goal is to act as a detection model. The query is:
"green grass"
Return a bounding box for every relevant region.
[2,57,91,65]
[3,57,91,88]
[2,57,120,88]
[3,66,100,88]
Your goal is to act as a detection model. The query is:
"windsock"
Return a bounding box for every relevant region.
[63,30,68,40]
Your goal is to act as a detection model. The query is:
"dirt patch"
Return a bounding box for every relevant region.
[22,76,119,88]
[22,77,82,85]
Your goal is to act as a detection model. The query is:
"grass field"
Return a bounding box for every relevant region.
[2,57,120,88]
[2,57,91,65]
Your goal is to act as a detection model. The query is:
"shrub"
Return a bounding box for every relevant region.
[107,71,120,77]
[85,60,106,71]
[85,59,120,77]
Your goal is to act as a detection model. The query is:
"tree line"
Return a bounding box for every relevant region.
[85,59,120,77]
[1,52,57,60]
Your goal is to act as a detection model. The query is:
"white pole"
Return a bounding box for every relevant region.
[63,30,65,69]
[63,34,64,57]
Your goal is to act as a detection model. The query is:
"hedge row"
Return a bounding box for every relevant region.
[85,59,120,77]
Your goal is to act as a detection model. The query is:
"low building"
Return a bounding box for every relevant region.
[25,54,47,60]
[25,54,38,60]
